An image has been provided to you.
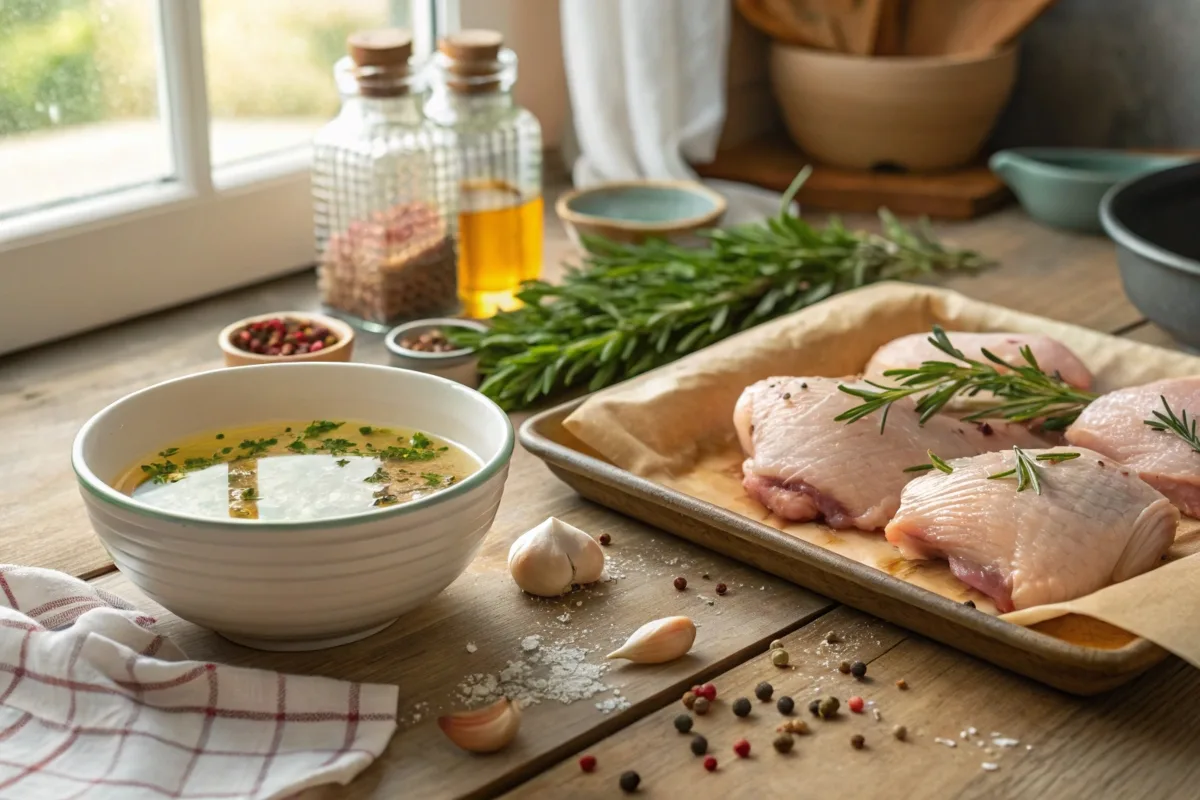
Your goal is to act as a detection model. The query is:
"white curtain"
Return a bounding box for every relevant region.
[560,0,784,225]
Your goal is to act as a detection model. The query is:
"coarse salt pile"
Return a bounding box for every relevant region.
[457,635,631,714]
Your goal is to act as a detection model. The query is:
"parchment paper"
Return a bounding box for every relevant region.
[564,282,1200,666]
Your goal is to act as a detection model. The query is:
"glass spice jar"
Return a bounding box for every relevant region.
[313,29,458,331]
[425,29,544,319]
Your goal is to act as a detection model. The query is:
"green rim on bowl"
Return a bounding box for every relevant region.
[71,363,515,531]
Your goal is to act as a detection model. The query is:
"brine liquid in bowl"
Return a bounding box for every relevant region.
[113,420,480,521]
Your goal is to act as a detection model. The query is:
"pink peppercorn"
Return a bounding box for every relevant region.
[733,739,751,758]
[848,696,865,713]
[697,683,717,701]
[579,754,597,773]
[703,756,718,772]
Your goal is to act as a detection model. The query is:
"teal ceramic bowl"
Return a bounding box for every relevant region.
[990,148,1190,233]
[555,180,727,250]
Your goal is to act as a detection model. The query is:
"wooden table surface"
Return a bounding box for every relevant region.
[3,203,1198,799]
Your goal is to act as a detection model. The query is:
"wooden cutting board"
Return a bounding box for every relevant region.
[694,136,1012,219]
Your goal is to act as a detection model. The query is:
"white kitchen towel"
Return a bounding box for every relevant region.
[0,565,398,800]
[560,0,785,225]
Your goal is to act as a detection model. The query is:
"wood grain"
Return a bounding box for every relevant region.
[91,497,833,800]
[696,137,1013,219]
[507,606,1200,799]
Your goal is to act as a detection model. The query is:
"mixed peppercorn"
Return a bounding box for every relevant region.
[230,317,338,357]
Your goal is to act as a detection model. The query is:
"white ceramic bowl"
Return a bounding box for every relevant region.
[72,363,513,651]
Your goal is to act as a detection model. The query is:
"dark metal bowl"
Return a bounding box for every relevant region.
[1101,162,1200,350]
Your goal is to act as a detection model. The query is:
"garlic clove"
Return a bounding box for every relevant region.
[607,616,697,664]
[508,517,606,597]
[437,697,521,753]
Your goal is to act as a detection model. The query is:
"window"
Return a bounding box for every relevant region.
[0,0,441,355]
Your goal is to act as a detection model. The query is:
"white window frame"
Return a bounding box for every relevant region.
[0,0,448,356]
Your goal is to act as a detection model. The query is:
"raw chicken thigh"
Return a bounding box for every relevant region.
[885,446,1178,611]
[865,331,1094,390]
[735,377,1045,531]
[1066,377,1200,517]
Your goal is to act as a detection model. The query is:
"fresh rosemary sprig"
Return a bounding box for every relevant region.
[452,169,989,411]
[987,447,1080,494]
[903,450,955,474]
[836,326,1099,431]
[1144,396,1200,453]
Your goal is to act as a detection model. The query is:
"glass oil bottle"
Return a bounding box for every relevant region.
[425,29,543,318]
[312,29,458,331]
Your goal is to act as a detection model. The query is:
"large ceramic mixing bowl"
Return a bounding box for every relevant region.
[72,363,513,651]
[1101,161,1200,351]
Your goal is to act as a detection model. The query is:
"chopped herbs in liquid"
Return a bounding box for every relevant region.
[119,420,479,522]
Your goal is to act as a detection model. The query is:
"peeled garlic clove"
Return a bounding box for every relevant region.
[607,616,696,664]
[508,517,606,597]
[437,697,521,753]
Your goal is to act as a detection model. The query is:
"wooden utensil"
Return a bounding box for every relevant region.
[818,0,886,56]
[905,0,1059,56]
[736,0,840,49]
[947,0,1060,55]
[873,0,907,55]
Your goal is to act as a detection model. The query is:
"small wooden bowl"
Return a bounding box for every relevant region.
[769,44,1018,172]
[555,180,727,250]
[218,311,355,367]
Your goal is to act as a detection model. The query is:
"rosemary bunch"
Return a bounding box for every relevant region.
[836,326,1099,431]
[453,169,989,410]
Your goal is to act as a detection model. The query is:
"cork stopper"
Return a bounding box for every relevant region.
[438,29,505,93]
[347,29,413,96]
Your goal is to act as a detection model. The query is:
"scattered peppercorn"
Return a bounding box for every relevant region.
[693,697,711,715]
[691,735,708,756]
[818,696,840,719]
[698,683,718,701]
[579,754,597,772]
[848,696,865,713]
[715,583,728,595]
[674,576,688,591]
[777,719,809,735]
[895,679,908,690]
[776,696,795,715]
[963,599,976,608]
[773,733,795,754]
[682,691,697,709]
[619,771,641,793]
[771,649,790,667]
[893,724,907,741]
[808,699,821,717]
[701,572,710,579]
[703,755,718,772]
[733,739,751,758]
[769,639,784,650]
[674,713,694,733]
[599,533,611,546]
[732,697,752,717]
[838,661,852,674]
[755,681,774,701]
[850,660,867,679]
[851,734,866,750]
[825,631,840,644]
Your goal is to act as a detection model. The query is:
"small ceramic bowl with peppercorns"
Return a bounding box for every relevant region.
[385,318,488,387]
[219,311,355,367]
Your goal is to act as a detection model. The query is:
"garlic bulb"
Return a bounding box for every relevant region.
[607,616,696,664]
[437,698,521,753]
[508,517,605,597]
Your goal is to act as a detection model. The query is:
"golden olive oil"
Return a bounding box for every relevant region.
[456,180,543,318]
